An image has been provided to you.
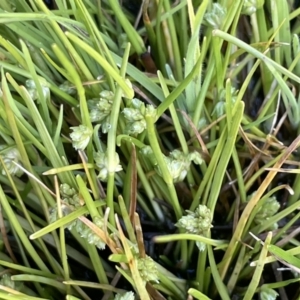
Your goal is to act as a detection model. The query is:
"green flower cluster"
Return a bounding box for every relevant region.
[0,274,22,291]
[176,205,213,251]
[242,0,264,15]
[114,291,135,300]
[49,184,105,249]
[70,125,92,151]
[25,78,50,102]
[137,255,159,283]
[49,183,83,224]
[94,150,123,181]
[212,87,238,117]
[73,216,106,250]
[204,3,227,29]
[59,81,76,95]
[141,147,202,183]
[0,145,23,177]
[122,98,147,135]
[87,90,114,133]
[260,287,278,300]
[254,196,280,230]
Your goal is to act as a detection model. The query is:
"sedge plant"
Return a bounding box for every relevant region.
[1,0,300,299]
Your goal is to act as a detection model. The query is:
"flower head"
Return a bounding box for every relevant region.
[145,104,157,118]
[212,87,238,117]
[74,216,105,249]
[114,291,135,300]
[94,151,122,181]
[242,0,264,15]
[137,255,159,283]
[197,117,207,131]
[254,196,280,230]
[88,90,114,133]
[0,274,20,290]
[59,81,76,95]
[176,205,212,234]
[122,98,147,135]
[141,147,202,182]
[60,183,77,198]
[156,149,203,183]
[49,185,106,249]
[0,146,23,177]
[49,184,82,224]
[204,3,227,29]
[26,78,50,101]
[70,125,92,151]
[176,205,212,251]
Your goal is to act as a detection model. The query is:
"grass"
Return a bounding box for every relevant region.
[0,0,300,299]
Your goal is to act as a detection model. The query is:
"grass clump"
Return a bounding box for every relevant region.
[1,0,300,299]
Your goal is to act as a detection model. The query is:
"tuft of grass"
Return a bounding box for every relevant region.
[1,0,300,299]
